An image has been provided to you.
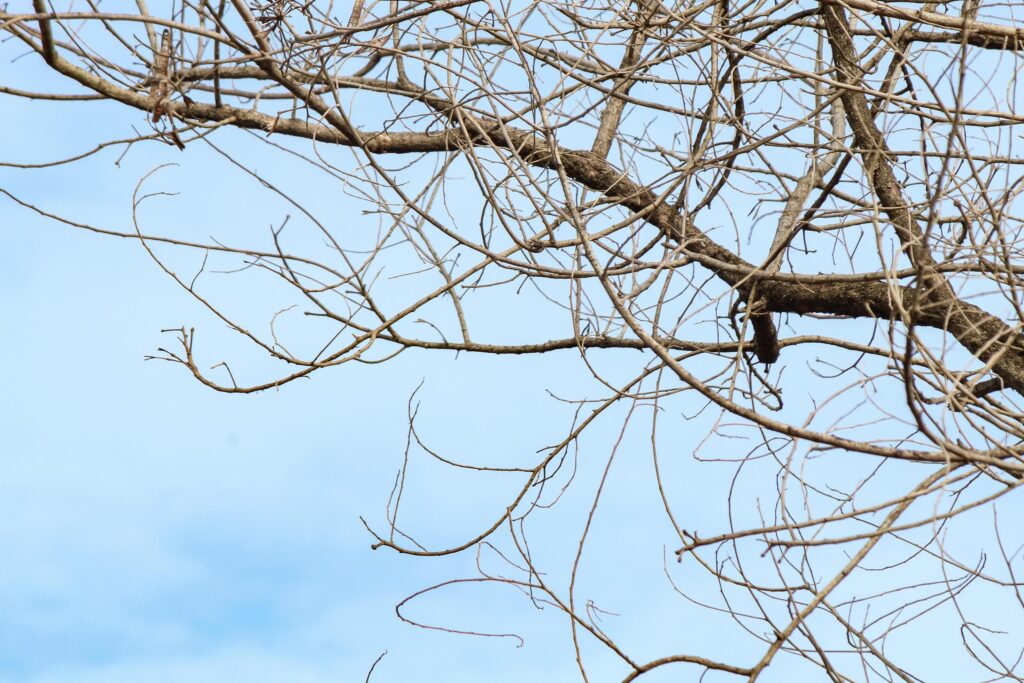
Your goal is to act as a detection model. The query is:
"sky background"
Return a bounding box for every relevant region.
[0,152,586,681]
[0,32,579,681]
[3,5,1023,682]
[0,36,670,679]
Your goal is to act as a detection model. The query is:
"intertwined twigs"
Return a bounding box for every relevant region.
[5,1,1024,680]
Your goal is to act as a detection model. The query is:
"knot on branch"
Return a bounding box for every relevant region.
[750,311,781,364]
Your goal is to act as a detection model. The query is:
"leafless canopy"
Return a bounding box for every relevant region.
[5,0,1024,680]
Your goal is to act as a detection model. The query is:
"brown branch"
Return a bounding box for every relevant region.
[30,0,55,65]
[822,0,1024,49]
[12,7,1024,394]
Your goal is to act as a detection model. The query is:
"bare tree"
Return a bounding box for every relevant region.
[4,0,1024,680]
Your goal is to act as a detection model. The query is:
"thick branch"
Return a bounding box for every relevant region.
[16,17,1024,394]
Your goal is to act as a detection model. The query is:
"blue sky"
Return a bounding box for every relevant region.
[1,152,727,680]
[0,66,650,675]
[0,157,596,679]
[4,7,1024,682]
[0,178,585,681]
[0,133,965,682]
[0,47,580,678]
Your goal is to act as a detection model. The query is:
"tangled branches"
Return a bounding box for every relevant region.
[5,0,1024,680]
